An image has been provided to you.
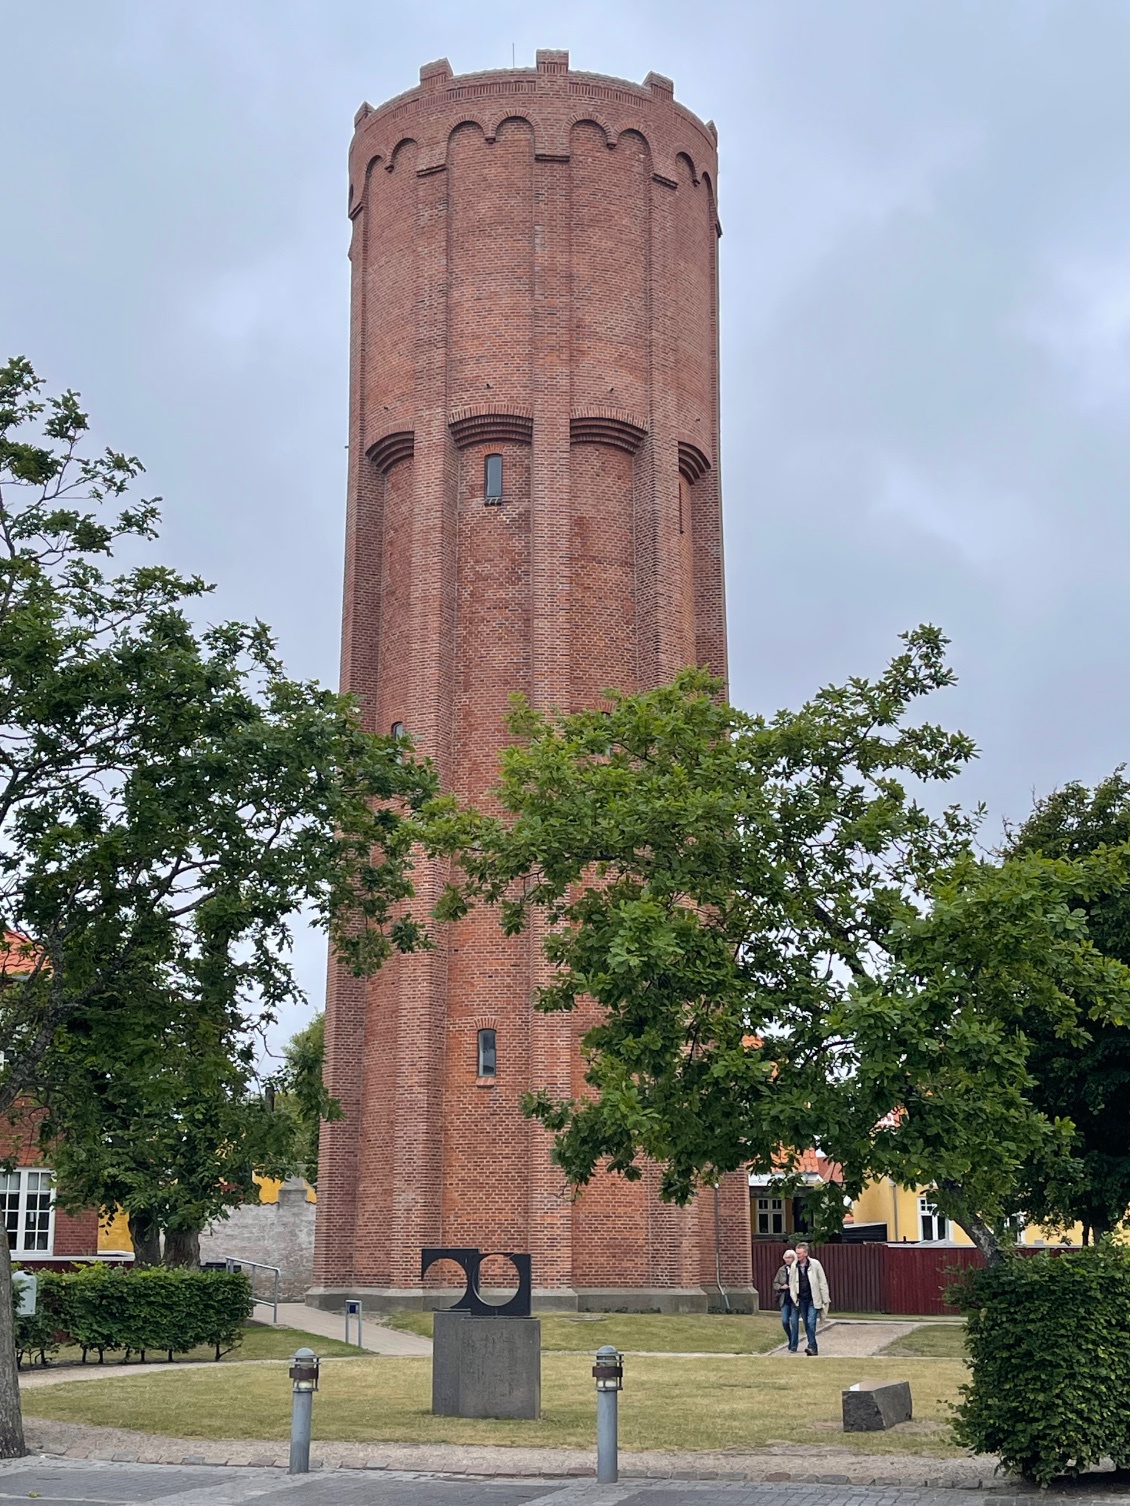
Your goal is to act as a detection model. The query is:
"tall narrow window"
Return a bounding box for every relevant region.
[477,1028,497,1078]
[484,453,503,504]
[918,1196,947,1242]
[390,721,405,740]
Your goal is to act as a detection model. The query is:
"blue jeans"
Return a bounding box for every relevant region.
[779,1297,794,1341]
[789,1298,819,1353]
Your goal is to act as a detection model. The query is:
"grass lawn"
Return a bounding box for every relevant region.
[19,1322,359,1371]
[881,1324,967,1359]
[23,1352,968,1455]
[388,1311,783,1354]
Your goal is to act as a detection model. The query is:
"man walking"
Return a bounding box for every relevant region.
[772,1247,797,1343]
[787,1241,830,1355]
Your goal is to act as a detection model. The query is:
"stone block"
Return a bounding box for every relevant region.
[432,1309,540,1419]
[842,1377,912,1431]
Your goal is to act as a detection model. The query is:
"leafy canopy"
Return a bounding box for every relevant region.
[426,629,1130,1255]
[0,355,434,1124]
[1003,771,1130,1239]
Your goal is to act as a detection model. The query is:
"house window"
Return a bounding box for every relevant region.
[2,1168,55,1255]
[919,1196,948,1242]
[484,453,503,503]
[756,1196,785,1236]
[477,1028,497,1078]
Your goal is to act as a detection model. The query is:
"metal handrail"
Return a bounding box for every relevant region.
[218,1256,281,1326]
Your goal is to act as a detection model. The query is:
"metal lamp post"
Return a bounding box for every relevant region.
[592,1344,624,1484]
[288,1347,320,1473]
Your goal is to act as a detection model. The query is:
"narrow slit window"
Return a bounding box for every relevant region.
[477,1028,497,1077]
[484,453,503,503]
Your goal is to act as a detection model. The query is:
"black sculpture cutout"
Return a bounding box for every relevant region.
[420,1247,532,1318]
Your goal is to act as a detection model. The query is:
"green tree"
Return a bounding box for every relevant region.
[1003,771,1130,1241]
[0,358,433,1457]
[426,631,1130,1265]
[36,983,299,1267]
[275,1012,335,1189]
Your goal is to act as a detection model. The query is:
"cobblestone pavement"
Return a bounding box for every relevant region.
[23,1417,1000,1488]
[4,1457,1130,1506]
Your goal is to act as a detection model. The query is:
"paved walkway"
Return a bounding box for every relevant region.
[6,1451,1130,1504]
[275,1303,433,1356]
[767,1321,919,1358]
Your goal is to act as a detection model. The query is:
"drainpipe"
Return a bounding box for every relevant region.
[889,1179,900,1243]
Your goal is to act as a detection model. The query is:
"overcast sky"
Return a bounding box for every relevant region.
[5,2,1130,1056]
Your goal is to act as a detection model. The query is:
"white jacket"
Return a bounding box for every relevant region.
[787,1255,830,1311]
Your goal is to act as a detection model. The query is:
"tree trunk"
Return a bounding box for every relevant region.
[127,1211,161,1267]
[938,1180,1005,1265]
[162,1227,200,1268]
[0,1239,27,1458]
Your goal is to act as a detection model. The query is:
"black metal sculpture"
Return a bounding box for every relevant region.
[420,1247,532,1318]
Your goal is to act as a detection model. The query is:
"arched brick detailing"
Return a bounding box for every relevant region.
[449,406,534,448]
[570,410,647,454]
[367,431,415,473]
[678,440,711,484]
[316,50,751,1316]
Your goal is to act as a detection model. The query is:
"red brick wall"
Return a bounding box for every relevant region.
[316,51,750,1299]
[1,1107,101,1260]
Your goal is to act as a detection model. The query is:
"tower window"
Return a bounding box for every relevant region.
[484,453,503,504]
[477,1028,497,1078]
[391,721,406,740]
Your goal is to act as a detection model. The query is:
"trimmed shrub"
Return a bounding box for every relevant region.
[953,1244,1130,1484]
[10,1266,252,1365]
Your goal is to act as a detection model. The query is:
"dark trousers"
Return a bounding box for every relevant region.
[788,1298,819,1353]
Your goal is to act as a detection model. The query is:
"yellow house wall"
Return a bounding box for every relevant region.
[849,1179,1084,1246]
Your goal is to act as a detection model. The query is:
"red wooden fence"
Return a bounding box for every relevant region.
[750,1241,986,1315]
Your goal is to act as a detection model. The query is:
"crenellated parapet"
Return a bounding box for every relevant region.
[347,49,719,228]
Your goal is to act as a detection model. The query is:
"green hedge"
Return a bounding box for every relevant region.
[953,1244,1130,1485]
[12,1265,252,1366]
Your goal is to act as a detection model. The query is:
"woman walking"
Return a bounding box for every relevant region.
[772,1247,797,1344]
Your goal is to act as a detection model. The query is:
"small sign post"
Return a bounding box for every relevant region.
[345,1298,363,1348]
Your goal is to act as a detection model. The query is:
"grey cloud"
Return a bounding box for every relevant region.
[5,0,1130,1052]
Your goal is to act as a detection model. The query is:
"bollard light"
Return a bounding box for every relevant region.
[592,1346,623,1391]
[593,1344,623,1484]
[288,1347,320,1474]
[289,1348,320,1392]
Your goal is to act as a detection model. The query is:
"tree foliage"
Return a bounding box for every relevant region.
[36,982,298,1266]
[426,629,1130,1259]
[0,357,434,1456]
[1003,772,1130,1240]
[274,1012,335,1189]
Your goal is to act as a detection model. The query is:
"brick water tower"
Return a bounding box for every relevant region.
[311,50,755,1311]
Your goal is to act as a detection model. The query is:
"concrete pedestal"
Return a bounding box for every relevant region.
[432,1310,541,1419]
[842,1378,913,1432]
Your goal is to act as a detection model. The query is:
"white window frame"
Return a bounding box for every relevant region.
[2,1167,56,1256]
[918,1195,948,1242]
